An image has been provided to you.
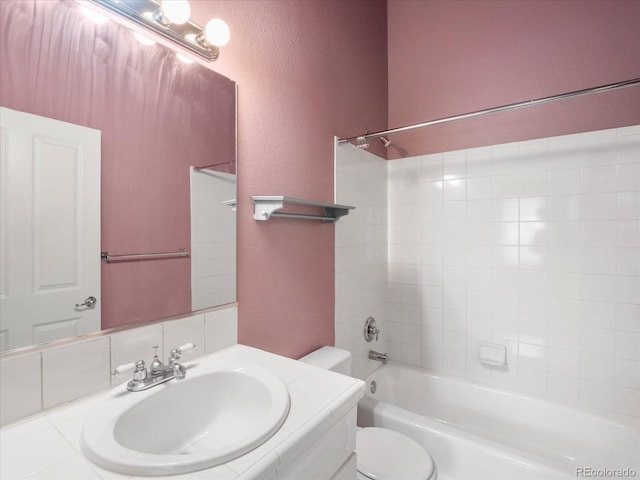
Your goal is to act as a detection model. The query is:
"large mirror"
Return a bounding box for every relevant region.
[0,0,236,353]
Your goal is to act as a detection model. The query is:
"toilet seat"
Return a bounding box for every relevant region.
[356,427,436,480]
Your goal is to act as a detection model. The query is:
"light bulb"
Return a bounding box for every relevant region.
[80,5,108,24]
[205,18,230,47]
[161,0,191,25]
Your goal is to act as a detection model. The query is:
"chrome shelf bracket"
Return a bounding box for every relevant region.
[251,196,355,223]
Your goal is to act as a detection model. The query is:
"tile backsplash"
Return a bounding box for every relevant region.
[336,125,639,424]
[0,304,238,426]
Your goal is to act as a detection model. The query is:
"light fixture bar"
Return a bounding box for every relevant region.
[86,0,219,61]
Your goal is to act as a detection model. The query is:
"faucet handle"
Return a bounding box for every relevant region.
[113,362,136,378]
[170,343,196,361]
[149,346,164,374]
[177,343,195,355]
[133,360,148,381]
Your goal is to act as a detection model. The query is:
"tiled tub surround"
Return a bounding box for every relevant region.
[190,169,237,311]
[335,143,388,380]
[0,344,365,480]
[386,125,639,423]
[0,304,238,427]
[336,125,639,424]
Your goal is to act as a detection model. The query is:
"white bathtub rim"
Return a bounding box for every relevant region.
[358,396,582,480]
[365,360,640,433]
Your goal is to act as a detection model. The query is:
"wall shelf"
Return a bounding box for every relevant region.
[251,196,355,223]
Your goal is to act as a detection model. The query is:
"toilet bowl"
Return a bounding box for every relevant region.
[356,427,436,480]
[299,347,437,480]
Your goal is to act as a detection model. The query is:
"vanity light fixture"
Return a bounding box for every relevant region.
[83,0,230,61]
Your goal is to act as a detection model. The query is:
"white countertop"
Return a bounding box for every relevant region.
[0,344,365,480]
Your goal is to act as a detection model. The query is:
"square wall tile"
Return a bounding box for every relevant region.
[550,169,581,195]
[444,179,466,201]
[491,144,519,175]
[549,196,580,221]
[518,367,547,397]
[163,314,205,360]
[582,221,616,247]
[466,147,491,177]
[615,386,639,417]
[467,177,492,199]
[422,154,444,182]
[617,220,639,247]
[0,353,42,426]
[580,379,614,411]
[205,306,238,354]
[618,192,640,219]
[519,172,549,197]
[492,199,519,221]
[520,197,548,221]
[548,373,579,405]
[582,193,617,220]
[617,163,640,192]
[615,358,640,389]
[443,151,466,179]
[493,174,520,198]
[582,165,617,194]
[579,353,615,383]
[42,337,110,410]
[616,134,640,164]
[548,347,579,376]
[548,134,582,170]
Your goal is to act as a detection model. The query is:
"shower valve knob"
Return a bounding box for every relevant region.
[364,316,379,342]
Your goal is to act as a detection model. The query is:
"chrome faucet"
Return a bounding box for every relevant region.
[113,343,195,392]
[368,350,388,364]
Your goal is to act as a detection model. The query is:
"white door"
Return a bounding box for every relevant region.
[0,107,101,352]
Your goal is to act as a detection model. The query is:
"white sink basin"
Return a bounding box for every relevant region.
[80,360,290,476]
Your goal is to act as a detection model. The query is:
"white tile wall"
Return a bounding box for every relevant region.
[0,304,238,426]
[337,125,639,423]
[190,168,237,310]
[387,125,639,422]
[335,143,388,380]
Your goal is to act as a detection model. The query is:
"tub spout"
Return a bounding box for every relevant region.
[369,350,388,364]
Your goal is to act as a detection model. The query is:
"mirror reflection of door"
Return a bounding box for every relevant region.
[0,107,100,351]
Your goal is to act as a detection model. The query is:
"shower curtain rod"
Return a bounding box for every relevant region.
[338,77,640,145]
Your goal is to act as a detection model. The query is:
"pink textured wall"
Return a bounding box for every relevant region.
[189,1,388,358]
[387,0,640,158]
[0,0,235,329]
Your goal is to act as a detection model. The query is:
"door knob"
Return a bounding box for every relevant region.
[75,296,97,308]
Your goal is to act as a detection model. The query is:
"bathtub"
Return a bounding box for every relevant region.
[357,362,639,480]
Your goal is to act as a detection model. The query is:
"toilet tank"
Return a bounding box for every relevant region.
[299,346,352,376]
